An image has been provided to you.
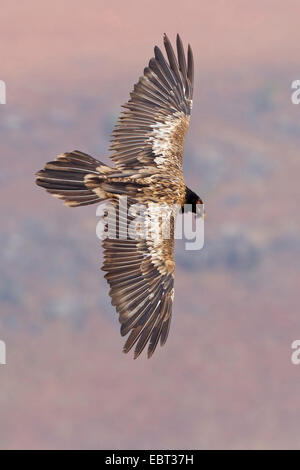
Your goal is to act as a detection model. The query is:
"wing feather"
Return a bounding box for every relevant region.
[102,200,176,358]
[109,34,194,172]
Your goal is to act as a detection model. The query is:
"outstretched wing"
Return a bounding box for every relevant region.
[102,199,176,358]
[110,34,194,173]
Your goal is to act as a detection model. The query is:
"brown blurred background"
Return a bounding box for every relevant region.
[1,0,300,450]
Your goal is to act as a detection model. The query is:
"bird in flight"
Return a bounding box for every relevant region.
[36,34,204,358]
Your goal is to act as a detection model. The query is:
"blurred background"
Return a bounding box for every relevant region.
[1,0,300,450]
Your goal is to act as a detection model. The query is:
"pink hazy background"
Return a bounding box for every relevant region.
[1,0,300,449]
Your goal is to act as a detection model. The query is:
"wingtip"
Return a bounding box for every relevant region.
[133,347,142,360]
[147,349,154,359]
[133,352,139,360]
[154,45,160,57]
[123,344,131,356]
[188,43,194,61]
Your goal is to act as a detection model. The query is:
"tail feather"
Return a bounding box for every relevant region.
[35,150,112,207]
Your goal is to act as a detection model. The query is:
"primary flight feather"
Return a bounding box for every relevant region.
[35,34,204,358]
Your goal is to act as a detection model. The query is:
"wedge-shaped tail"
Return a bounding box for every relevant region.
[35,150,112,207]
